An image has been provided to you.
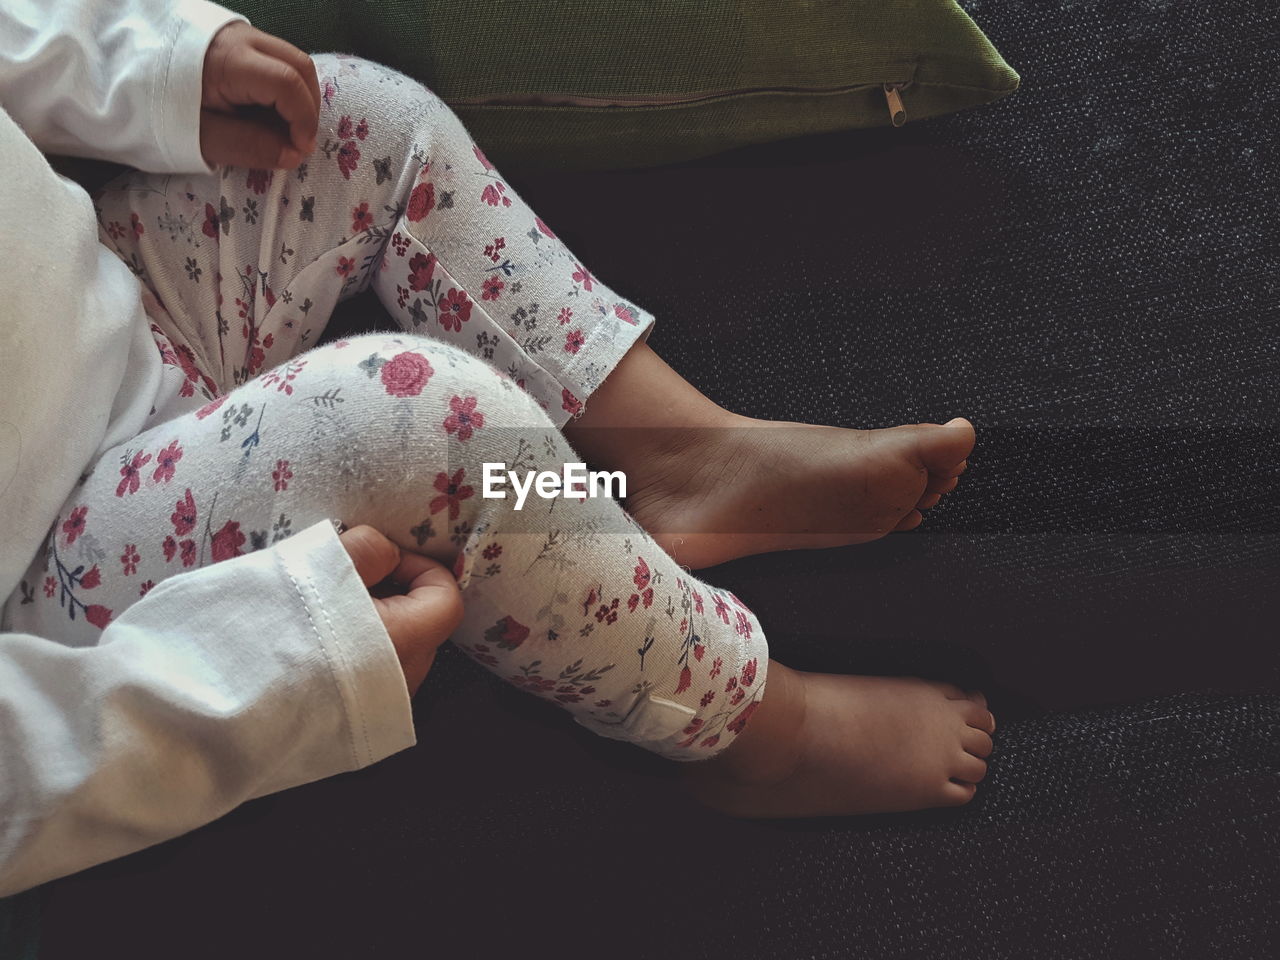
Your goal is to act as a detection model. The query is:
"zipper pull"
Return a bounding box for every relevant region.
[883,82,907,127]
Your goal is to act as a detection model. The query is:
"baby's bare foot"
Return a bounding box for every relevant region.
[683,661,995,818]
[625,415,975,569]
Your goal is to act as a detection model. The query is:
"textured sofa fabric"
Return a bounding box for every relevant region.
[225,0,1019,171]
[28,0,1280,957]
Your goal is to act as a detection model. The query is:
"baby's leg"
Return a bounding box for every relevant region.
[93,54,650,421]
[11,334,994,809]
[9,336,764,759]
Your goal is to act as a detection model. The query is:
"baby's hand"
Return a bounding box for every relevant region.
[339,525,465,695]
[200,21,320,170]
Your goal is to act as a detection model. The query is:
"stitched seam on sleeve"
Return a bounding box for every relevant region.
[155,12,185,170]
[281,556,363,769]
[302,566,377,765]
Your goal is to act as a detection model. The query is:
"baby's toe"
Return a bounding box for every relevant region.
[892,509,923,532]
[941,780,978,806]
[962,726,994,759]
[925,474,959,496]
[953,751,988,785]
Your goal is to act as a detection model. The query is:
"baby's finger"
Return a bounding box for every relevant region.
[221,45,319,154]
[382,556,464,635]
[200,109,302,169]
[249,32,321,118]
[338,525,402,588]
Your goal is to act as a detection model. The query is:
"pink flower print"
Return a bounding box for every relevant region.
[482,543,503,560]
[735,610,753,638]
[337,115,354,139]
[180,540,197,567]
[355,117,369,140]
[571,262,594,291]
[171,488,197,536]
[408,251,437,291]
[202,203,220,240]
[174,343,213,398]
[351,201,373,233]
[614,303,639,325]
[725,675,738,693]
[337,139,360,178]
[163,535,178,562]
[675,665,693,694]
[211,521,246,562]
[627,556,654,611]
[116,450,152,497]
[152,440,183,484]
[336,256,356,278]
[693,642,705,662]
[430,468,474,520]
[407,181,435,222]
[443,395,485,441]
[676,717,704,748]
[80,565,101,590]
[740,658,758,687]
[564,329,586,354]
[562,388,582,417]
[120,544,140,576]
[700,689,715,707]
[106,221,125,240]
[62,506,88,544]
[85,605,113,629]
[43,576,56,598]
[481,276,504,301]
[692,589,705,614]
[535,215,557,239]
[438,288,473,332]
[196,395,227,420]
[713,594,731,624]
[472,143,493,171]
[273,459,293,491]
[557,307,573,325]
[709,656,723,680]
[481,182,511,207]
[595,598,620,624]
[484,237,506,262]
[246,169,272,194]
[699,734,721,749]
[380,350,434,397]
[139,580,154,597]
[727,699,760,734]
[484,615,529,651]
[130,212,144,238]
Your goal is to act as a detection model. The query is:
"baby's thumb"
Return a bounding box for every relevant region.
[200,108,303,170]
[338,524,401,587]
[378,553,464,693]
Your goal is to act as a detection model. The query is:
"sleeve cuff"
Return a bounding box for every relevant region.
[157,0,251,174]
[274,520,417,768]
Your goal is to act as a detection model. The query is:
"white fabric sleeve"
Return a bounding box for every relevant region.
[0,520,415,897]
[0,0,248,173]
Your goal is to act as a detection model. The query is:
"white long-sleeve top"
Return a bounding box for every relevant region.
[0,0,415,896]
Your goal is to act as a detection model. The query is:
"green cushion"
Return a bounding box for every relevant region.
[243,1,1013,171]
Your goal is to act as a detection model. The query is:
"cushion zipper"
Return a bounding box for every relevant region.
[447,80,912,114]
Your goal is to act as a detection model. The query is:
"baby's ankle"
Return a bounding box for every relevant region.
[690,659,808,787]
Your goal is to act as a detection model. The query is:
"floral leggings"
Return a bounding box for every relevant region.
[9,54,767,760]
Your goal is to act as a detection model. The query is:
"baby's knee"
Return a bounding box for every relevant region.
[308,53,462,145]
[298,332,551,433]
